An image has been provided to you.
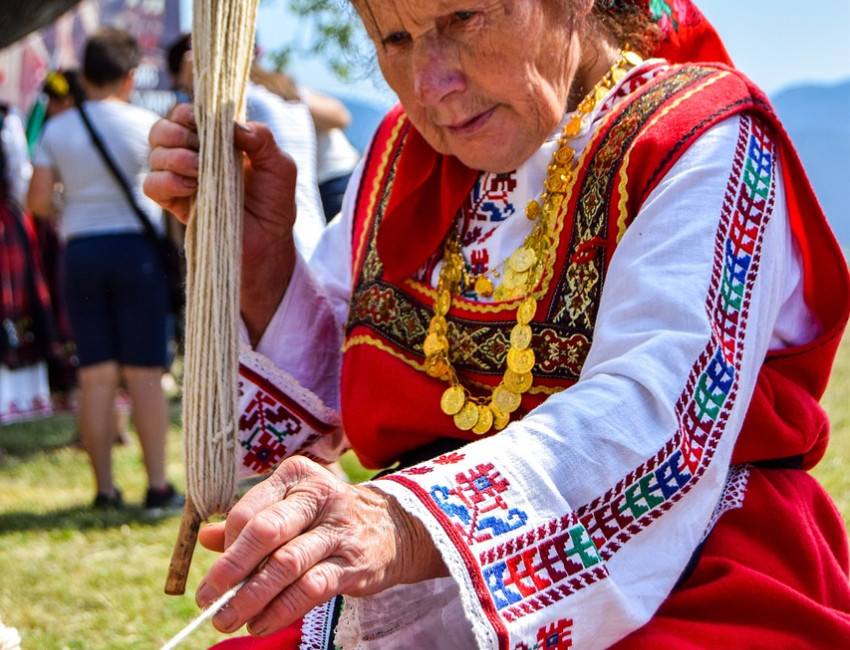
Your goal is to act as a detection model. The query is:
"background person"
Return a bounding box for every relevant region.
[28,28,183,513]
[246,62,326,258]
[147,0,850,647]
[0,72,54,425]
[299,85,361,223]
[166,33,326,259]
[28,68,133,440]
[27,69,80,406]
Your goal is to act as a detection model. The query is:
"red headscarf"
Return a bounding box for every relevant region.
[376,0,733,281]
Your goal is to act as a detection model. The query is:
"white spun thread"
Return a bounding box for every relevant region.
[184,0,260,520]
[159,579,247,650]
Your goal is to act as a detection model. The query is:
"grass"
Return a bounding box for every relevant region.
[813,332,850,522]
[1,334,848,648]
[0,403,239,649]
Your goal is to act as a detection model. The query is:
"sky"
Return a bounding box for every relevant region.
[181,0,850,104]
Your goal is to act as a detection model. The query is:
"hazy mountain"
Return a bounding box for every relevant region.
[771,80,850,246]
[340,83,850,248]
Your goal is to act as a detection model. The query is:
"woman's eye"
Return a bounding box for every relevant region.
[382,31,411,46]
[454,11,477,21]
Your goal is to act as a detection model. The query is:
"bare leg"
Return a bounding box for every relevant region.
[77,361,121,496]
[113,388,131,445]
[123,365,170,491]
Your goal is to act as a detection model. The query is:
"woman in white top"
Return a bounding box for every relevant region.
[28,28,183,513]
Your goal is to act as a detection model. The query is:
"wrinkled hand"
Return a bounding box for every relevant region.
[144,103,298,344]
[196,456,447,637]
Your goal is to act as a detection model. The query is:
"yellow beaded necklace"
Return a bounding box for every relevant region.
[424,49,642,436]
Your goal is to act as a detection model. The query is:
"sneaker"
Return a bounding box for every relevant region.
[93,489,123,510]
[143,483,186,515]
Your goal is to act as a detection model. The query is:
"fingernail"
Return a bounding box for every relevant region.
[192,153,200,169]
[183,177,198,189]
[235,121,252,133]
[216,604,238,630]
[196,582,216,607]
[247,619,267,637]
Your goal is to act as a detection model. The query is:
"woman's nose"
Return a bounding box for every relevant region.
[412,35,465,106]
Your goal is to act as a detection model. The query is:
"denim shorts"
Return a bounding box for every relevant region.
[63,233,172,368]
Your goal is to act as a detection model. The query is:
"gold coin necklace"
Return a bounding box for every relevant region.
[425,49,642,435]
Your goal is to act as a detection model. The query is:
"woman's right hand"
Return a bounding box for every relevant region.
[145,103,299,345]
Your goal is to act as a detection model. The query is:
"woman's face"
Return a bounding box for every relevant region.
[356,0,586,172]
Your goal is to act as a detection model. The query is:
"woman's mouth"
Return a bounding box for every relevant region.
[445,107,496,136]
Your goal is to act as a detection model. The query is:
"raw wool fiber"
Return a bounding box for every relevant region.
[183,0,260,520]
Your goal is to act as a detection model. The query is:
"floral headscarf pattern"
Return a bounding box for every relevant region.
[632,0,733,65]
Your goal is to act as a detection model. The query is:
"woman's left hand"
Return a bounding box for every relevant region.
[196,456,448,636]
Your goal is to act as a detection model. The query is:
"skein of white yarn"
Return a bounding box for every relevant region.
[164,0,261,598]
[182,0,260,521]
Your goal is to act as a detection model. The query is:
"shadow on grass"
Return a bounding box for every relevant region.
[0,400,183,460]
[0,502,182,534]
[0,414,77,459]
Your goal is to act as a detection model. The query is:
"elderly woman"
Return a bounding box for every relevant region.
[146,0,850,648]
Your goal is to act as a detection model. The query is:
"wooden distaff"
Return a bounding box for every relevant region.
[165,497,202,595]
[164,0,260,595]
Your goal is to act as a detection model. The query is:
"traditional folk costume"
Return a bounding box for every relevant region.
[217,2,850,648]
[0,104,54,424]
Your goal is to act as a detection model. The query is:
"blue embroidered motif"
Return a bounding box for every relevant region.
[429,463,528,544]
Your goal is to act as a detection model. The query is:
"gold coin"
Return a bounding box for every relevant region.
[507,347,535,374]
[528,265,544,289]
[504,369,533,394]
[509,247,537,273]
[595,86,609,104]
[564,114,583,137]
[544,194,562,215]
[526,200,542,221]
[471,404,494,435]
[453,401,480,431]
[425,356,449,378]
[493,284,517,302]
[429,316,448,334]
[554,146,575,166]
[474,275,494,297]
[491,405,510,430]
[516,296,537,324]
[435,291,451,316]
[503,268,528,291]
[440,385,466,415]
[623,50,643,66]
[492,385,522,414]
[612,66,627,84]
[510,323,533,350]
[545,175,568,194]
[442,263,462,287]
[423,332,448,357]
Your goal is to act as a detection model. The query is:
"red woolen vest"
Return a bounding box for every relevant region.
[339,64,849,471]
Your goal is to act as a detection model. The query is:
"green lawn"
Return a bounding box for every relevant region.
[1,334,848,648]
[0,403,239,649]
[813,332,850,523]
